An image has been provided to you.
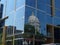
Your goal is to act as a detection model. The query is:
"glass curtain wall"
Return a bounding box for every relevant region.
[1,0,60,45]
[25,0,60,44]
[25,0,52,36]
[1,0,25,45]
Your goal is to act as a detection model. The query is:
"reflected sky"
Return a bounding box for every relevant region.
[1,0,25,31]
[1,0,60,35]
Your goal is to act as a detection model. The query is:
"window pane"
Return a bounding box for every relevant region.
[16,7,25,30]
[55,0,60,8]
[5,7,25,31]
[1,0,6,4]
[25,6,36,23]
[37,1,46,11]
[37,12,46,35]
[5,12,15,26]
[37,10,52,35]
[6,0,14,13]
[54,17,60,26]
[55,9,60,17]
[16,0,25,8]
[38,0,50,4]
[37,0,51,14]
[25,6,37,34]
[45,15,52,24]
[26,0,36,7]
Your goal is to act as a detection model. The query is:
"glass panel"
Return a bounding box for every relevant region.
[46,0,50,4]
[55,0,60,8]
[25,6,36,23]
[26,0,36,7]
[25,6,37,34]
[1,0,6,4]
[37,10,47,35]
[5,5,25,32]
[54,26,60,43]
[54,17,60,26]
[46,6,51,14]
[0,28,3,45]
[16,0,25,8]
[37,1,47,11]
[16,7,25,31]
[0,4,3,21]
[1,0,7,18]
[55,9,60,17]
[37,10,52,35]
[38,0,50,4]
[5,12,14,26]
[37,0,51,14]
[0,1,4,45]
[6,0,14,14]
[45,15,52,24]
[54,16,60,43]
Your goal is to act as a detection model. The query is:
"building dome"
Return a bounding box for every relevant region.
[28,12,39,23]
[28,12,40,32]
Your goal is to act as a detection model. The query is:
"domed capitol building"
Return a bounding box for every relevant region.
[28,12,40,32]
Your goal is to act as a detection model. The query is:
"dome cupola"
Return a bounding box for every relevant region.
[28,12,39,23]
[28,12,40,32]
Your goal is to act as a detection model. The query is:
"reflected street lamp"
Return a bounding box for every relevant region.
[1,16,8,45]
[0,16,8,21]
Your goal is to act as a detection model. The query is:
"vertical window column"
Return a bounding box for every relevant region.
[51,0,55,16]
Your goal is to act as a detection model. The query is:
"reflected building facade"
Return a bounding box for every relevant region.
[1,0,25,45]
[0,0,60,45]
[0,4,4,27]
[0,2,4,45]
[28,12,40,33]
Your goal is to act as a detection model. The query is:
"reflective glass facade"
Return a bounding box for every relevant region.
[0,3,3,45]
[25,0,60,35]
[25,0,60,44]
[25,0,52,35]
[0,4,4,27]
[0,0,60,44]
[1,0,25,31]
[1,0,53,35]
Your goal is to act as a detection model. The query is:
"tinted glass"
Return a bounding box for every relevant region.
[54,17,60,26]
[37,0,51,14]
[26,0,36,7]
[55,0,60,8]
[16,7,25,30]
[6,0,14,13]
[25,6,36,34]
[37,11,46,35]
[16,0,25,8]
[55,8,60,17]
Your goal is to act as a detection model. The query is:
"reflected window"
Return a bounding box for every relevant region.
[16,0,25,8]
[37,0,51,14]
[54,17,60,25]
[55,9,60,17]
[55,0,60,8]
[26,0,36,7]
[6,0,15,14]
[16,7,25,30]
